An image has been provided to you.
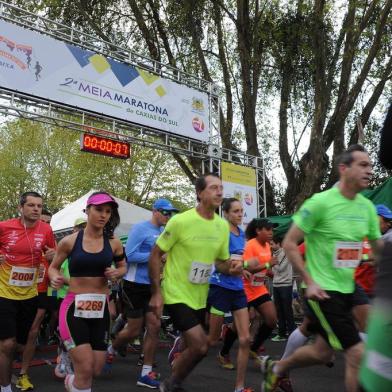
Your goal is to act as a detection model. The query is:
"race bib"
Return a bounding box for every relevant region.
[74,294,106,318]
[37,264,46,283]
[251,271,265,287]
[188,261,212,284]
[9,266,36,287]
[334,241,362,268]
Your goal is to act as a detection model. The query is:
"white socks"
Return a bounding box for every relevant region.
[107,344,116,355]
[359,332,367,342]
[1,385,12,392]
[281,327,308,360]
[141,364,152,377]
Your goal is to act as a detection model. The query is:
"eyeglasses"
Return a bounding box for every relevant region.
[158,209,175,217]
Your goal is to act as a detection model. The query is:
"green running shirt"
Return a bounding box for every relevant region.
[293,187,380,293]
[157,208,230,310]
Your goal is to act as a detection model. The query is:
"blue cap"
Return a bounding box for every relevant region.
[376,204,392,219]
[153,198,178,212]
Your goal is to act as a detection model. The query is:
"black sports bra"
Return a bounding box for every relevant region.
[68,230,113,278]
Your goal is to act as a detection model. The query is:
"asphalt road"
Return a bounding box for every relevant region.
[16,339,345,391]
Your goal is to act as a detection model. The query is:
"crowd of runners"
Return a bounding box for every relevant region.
[0,106,391,392]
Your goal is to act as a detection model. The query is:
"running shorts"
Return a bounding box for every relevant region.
[165,303,206,332]
[37,292,60,311]
[352,283,370,306]
[59,292,110,351]
[0,296,38,344]
[247,293,272,309]
[306,291,361,351]
[121,280,152,319]
[207,284,247,315]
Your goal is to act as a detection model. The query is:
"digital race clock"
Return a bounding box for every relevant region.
[80,133,130,159]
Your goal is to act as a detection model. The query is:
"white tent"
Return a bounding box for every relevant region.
[51,190,151,237]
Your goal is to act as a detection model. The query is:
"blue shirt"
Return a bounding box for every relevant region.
[124,220,162,285]
[209,227,245,291]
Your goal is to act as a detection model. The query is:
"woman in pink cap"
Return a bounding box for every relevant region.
[49,191,126,392]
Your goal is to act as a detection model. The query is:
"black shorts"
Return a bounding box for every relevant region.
[306,291,361,351]
[248,293,272,309]
[352,283,370,306]
[59,293,110,351]
[165,303,206,332]
[37,292,60,311]
[121,280,152,319]
[0,296,38,344]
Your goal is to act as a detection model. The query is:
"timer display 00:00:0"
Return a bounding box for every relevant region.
[81,134,130,159]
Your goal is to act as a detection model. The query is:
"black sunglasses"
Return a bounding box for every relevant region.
[158,209,175,217]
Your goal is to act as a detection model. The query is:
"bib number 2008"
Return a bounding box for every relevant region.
[9,266,35,287]
[188,261,212,284]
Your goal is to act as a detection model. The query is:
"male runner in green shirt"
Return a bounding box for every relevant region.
[149,173,243,392]
[262,145,382,392]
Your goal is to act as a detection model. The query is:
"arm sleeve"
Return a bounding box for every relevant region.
[125,226,151,264]
[156,216,179,253]
[292,195,323,234]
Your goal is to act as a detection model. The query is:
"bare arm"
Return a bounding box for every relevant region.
[105,238,127,280]
[48,236,72,289]
[283,224,329,301]
[148,244,166,319]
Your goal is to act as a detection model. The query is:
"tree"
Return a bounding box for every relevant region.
[10,0,392,213]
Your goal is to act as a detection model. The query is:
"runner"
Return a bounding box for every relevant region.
[243,218,278,363]
[149,173,243,392]
[54,218,87,380]
[16,210,57,391]
[0,192,56,392]
[360,104,392,392]
[106,198,178,389]
[208,197,260,392]
[262,144,381,392]
[48,191,126,392]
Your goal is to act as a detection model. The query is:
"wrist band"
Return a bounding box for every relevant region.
[265,262,270,269]
[243,261,249,270]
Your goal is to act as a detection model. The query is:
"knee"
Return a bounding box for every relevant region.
[345,343,364,369]
[238,334,250,348]
[189,341,209,358]
[146,318,161,335]
[77,359,94,378]
[265,316,277,329]
[316,347,335,364]
[0,338,17,355]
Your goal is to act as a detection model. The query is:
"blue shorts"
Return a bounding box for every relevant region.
[207,284,247,315]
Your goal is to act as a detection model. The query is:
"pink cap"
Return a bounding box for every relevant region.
[86,193,118,208]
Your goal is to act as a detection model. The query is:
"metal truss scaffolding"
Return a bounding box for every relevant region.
[0,1,266,217]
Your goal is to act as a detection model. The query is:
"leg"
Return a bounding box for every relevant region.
[69,344,95,389]
[280,317,311,360]
[171,324,209,384]
[251,298,277,352]
[92,350,107,377]
[111,317,143,350]
[232,308,250,390]
[208,313,224,347]
[273,287,286,337]
[0,338,17,387]
[143,312,161,366]
[352,304,370,333]
[20,308,46,374]
[280,286,296,334]
[344,342,364,392]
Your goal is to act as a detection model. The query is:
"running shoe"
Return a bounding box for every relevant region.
[261,358,280,392]
[278,377,294,392]
[249,350,264,366]
[271,335,287,342]
[217,352,235,370]
[137,353,145,366]
[102,351,115,374]
[168,335,181,365]
[16,374,34,391]
[137,371,160,389]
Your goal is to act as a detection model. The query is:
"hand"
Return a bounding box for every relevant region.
[44,246,56,262]
[149,292,163,320]
[50,275,64,289]
[229,258,243,276]
[270,256,278,266]
[161,253,168,264]
[242,269,252,280]
[104,267,120,281]
[306,282,330,301]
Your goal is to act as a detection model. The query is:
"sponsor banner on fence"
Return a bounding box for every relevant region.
[221,162,258,228]
[0,20,210,142]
